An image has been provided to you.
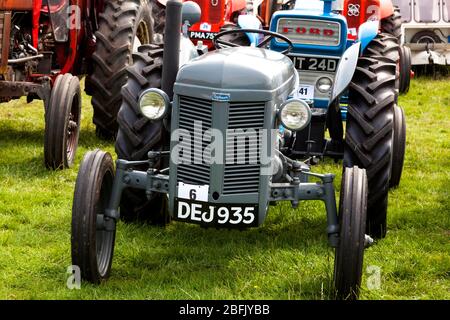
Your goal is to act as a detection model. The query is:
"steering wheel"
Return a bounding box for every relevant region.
[213,29,294,55]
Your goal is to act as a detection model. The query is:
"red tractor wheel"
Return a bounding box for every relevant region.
[44,73,81,169]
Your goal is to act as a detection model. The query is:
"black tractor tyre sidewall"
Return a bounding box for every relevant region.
[334,166,368,300]
[389,105,406,188]
[88,0,163,140]
[44,73,81,169]
[71,150,116,283]
[399,46,412,94]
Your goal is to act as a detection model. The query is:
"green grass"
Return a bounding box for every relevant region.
[0,78,449,300]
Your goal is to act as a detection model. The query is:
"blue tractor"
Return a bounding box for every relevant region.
[266,0,406,239]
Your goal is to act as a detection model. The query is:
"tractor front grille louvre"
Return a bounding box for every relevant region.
[224,102,265,195]
[177,97,265,195]
[177,96,212,185]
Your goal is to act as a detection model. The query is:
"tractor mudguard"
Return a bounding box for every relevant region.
[358,20,379,53]
[379,0,394,20]
[237,14,263,46]
[330,42,361,103]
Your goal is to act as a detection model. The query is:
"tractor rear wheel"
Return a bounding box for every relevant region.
[115,44,170,225]
[389,105,406,188]
[44,73,81,169]
[87,0,165,140]
[344,35,397,239]
[71,149,116,283]
[334,166,368,300]
[364,33,400,94]
[381,7,402,39]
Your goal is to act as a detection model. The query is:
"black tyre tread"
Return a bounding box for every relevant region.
[344,34,397,239]
[334,166,368,300]
[364,33,400,93]
[88,0,164,139]
[44,73,81,169]
[381,8,402,39]
[71,150,115,283]
[389,105,406,188]
[115,44,170,224]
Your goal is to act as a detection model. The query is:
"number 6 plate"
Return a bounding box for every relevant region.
[174,198,258,228]
[178,182,209,202]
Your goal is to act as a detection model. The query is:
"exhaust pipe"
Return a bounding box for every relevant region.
[161,0,182,100]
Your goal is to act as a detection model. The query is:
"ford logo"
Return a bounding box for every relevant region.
[212,92,231,102]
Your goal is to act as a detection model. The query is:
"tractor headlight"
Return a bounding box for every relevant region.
[279,99,312,131]
[138,88,170,120]
[317,77,333,93]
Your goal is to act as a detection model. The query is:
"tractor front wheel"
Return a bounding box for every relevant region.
[44,73,81,169]
[399,45,412,94]
[334,166,368,300]
[71,149,116,283]
[389,105,406,188]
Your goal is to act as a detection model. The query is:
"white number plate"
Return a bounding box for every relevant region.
[178,182,209,202]
[294,84,314,100]
[175,198,258,227]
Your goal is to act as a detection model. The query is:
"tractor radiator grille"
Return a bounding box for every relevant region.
[177,96,212,185]
[223,102,265,195]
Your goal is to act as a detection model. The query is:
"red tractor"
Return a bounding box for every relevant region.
[343,0,412,93]
[183,0,279,48]
[0,0,165,169]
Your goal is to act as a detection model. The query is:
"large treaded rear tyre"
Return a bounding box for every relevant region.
[364,33,400,93]
[71,149,116,283]
[115,44,170,224]
[88,0,165,140]
[334,166,368,300]
[44,73,81,169]
[381,7,402,39]
[344,35,397,239]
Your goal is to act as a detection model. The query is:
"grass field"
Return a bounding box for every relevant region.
[0,78,449,300]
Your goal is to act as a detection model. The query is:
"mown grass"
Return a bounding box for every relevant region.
[0,78,449,300]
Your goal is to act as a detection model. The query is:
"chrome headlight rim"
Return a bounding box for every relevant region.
[279,99,312,131]
[316,76,333,93]
[138,88,170,120]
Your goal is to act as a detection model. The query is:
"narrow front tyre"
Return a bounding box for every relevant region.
[71,149,116,283]
[44,73,81,169]
[334,166,368,300]
[389,105,406,188]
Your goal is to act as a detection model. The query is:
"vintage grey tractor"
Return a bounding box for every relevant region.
[71,0,374,299]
